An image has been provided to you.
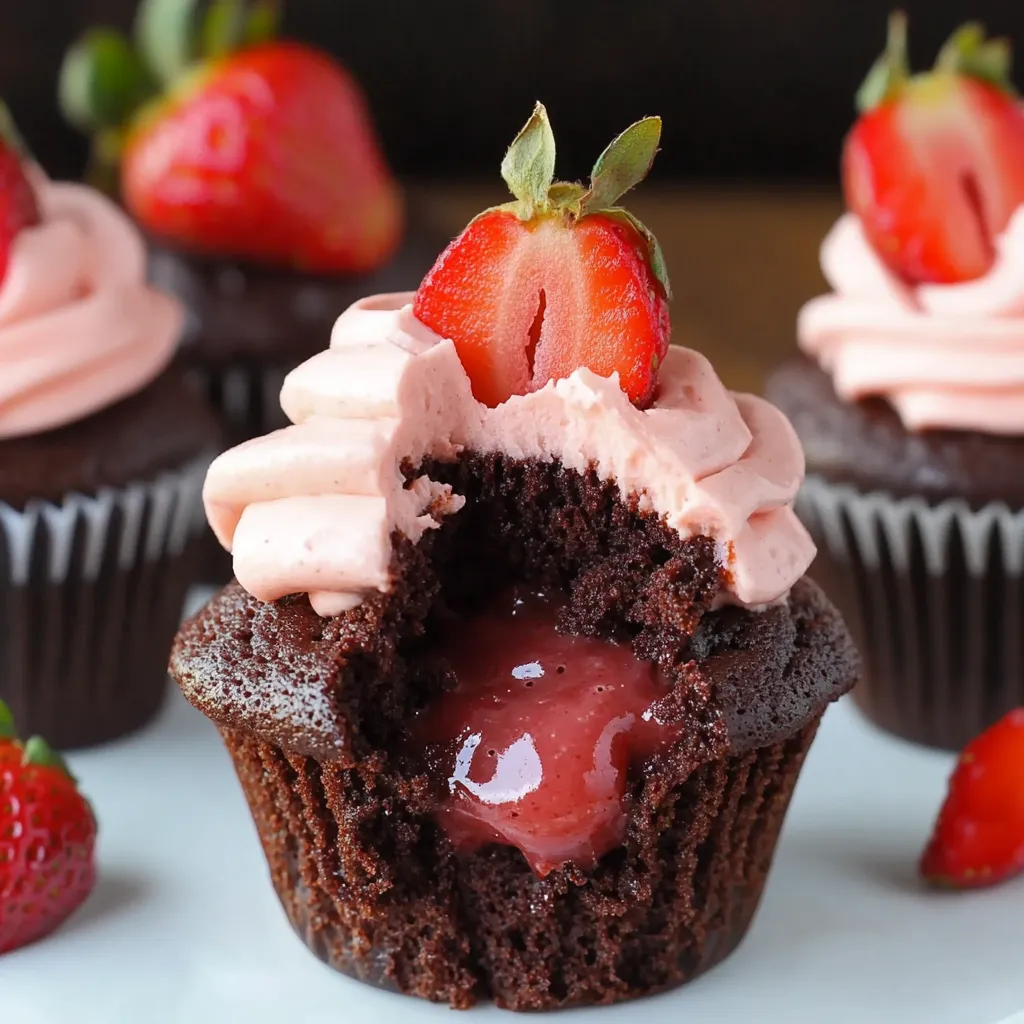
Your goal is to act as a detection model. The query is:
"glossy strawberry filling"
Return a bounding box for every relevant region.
[415,588,682,877]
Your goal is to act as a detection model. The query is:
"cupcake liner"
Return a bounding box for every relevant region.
[219,719,821,1010]
[0,452,213,749]
[797,475,1024,749]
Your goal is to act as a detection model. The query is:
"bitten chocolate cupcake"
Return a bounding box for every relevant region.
[171,107,857,1009]
[60,0,441,579]
[0,122,219,749]
[766,15,1024,751]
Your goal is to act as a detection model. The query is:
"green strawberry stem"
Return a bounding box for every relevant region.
[59,0,281,190]
[0,101,31,157]
[490,103,671,299]
[857,12,1017,113]
[856,10,909,112]
[935,21,1015,93]
[0,699,15,740]
[21,735,77,784]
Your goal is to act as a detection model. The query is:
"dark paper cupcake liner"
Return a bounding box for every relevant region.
[797,474,1024,750]
[188,361,289,584]
[0,453,213,749]
[219,719,821,1010]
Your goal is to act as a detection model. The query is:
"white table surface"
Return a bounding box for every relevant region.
[6,592,1024,1024]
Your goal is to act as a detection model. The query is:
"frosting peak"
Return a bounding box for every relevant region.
[799,209,1024,435]
[205,294,814,615]
[0,171,183,440]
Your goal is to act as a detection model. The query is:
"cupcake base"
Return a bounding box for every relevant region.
[0,364,219,750]
[173,453,856,1009]
[223,719,819,1010]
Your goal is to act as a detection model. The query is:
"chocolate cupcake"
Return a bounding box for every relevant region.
[171,109,857,1009]
[766,16,1024,750]
[60,0,439,580]
[0,143,219,750]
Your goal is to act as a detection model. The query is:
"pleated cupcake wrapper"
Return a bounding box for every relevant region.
[0,452,214,749]
[796,475,1024,749]
[218,720,820,1008]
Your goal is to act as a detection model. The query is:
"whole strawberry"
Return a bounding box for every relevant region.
[0,701,97,954]
[60,0,402,273]
[844,13,1024,284]
[0,105,41,286]
[920,707,1024,889]
[414,103,671,409]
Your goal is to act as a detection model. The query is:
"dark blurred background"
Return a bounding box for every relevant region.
[4,0,1024,183]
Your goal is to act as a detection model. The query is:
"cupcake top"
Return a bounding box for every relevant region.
[798,15,1024,436]
[204,292,814,616]
[0,166,182,440]
[203,106,814,617]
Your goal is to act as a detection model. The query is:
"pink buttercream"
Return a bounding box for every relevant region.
[205,293,814,617]
[798,209,1024,434]
[0,170,183,439]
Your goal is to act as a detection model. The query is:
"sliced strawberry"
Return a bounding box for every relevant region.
[843,15,1024,285]
[414,588,680,877]
[413,103,671,408]
[0,127,41,287]
[920,708,1024,889]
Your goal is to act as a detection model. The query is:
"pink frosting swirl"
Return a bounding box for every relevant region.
[0,171,183,439]
[205,293,814,616]
[799,209,1024,434]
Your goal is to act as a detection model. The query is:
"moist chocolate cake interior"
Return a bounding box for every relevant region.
[173,452,856,1009]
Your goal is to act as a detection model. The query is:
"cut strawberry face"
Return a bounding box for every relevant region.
[413,104,671,408]
[842,15,1024,285]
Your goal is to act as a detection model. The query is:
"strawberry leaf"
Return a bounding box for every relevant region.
[856,10,910,112]
[0,700,16,741]
[200,0,248,60]
[583,116,662,215]
[0,102,30,158]
[21,736,77,783]
[244,0,281,45]
[501,102,557,219]
[935,22,1015,94]
[134,0,203,87]
[604,207,673,301]
[58,28,154,132]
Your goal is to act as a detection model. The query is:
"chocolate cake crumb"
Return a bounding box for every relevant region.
[171,453,858,1009]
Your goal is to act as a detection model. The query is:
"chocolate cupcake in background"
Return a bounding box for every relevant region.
[0,118,219,750]
[766,16,1024,751]
[60,0,442,580]
[171,108,858,1009]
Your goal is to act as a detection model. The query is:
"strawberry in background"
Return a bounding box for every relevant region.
[843,12,1024,285]
[60,0,441,586]
[1,701,97,953]
[61,0,402,273]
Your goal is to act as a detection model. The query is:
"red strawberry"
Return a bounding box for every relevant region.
[0,701,97,954]
[413,103,671,408]
[60,1,402,273]
[0,126,41,287]
[920,708,1024,889]
[843,14,1024,285]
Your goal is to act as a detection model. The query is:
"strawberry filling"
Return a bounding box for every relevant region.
[414,587,682,877]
